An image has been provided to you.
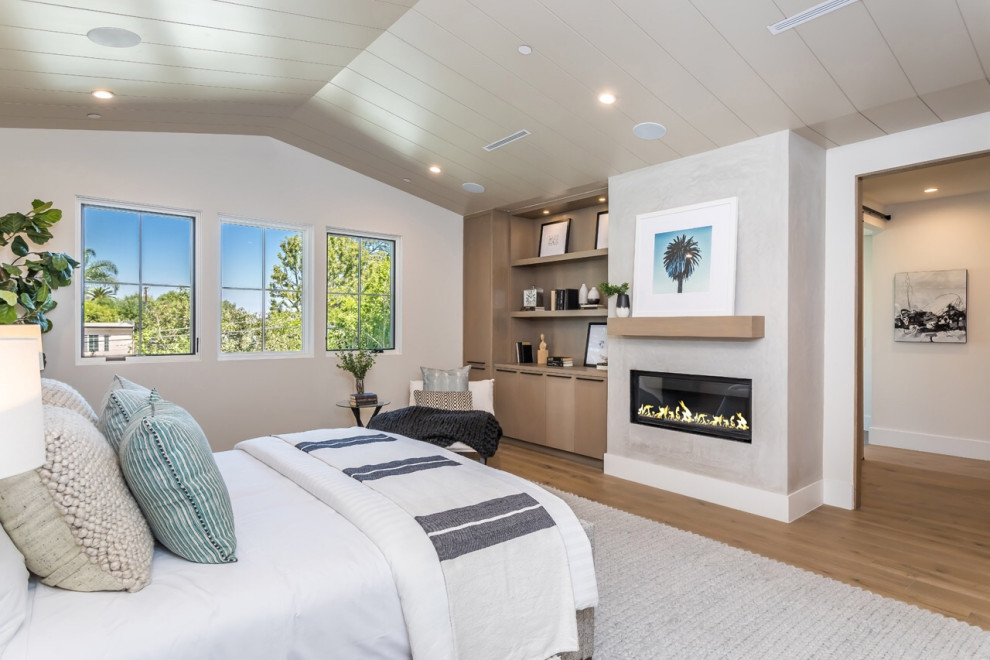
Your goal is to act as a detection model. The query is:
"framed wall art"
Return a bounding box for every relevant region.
[538,218,570,257]
[632,197,738,317]
[584,321,607,367]
[893,269,967,343]
[595,211,609,250]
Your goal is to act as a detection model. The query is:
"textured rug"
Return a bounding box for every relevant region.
[555,490,990,660]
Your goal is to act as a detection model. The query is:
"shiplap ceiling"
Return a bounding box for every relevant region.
[1,0,988,215]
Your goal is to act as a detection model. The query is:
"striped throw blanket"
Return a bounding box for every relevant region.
[236,428,597,660]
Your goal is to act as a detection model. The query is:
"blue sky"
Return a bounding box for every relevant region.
[652,225,712,294]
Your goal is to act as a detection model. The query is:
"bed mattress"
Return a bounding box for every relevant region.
[2,450,411,660]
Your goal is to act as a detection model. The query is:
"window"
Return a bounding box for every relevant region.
[81,202,195,358]
[326,232,395,350]
[220,219,306,354]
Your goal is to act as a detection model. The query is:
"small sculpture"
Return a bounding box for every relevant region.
[537,333,548,365]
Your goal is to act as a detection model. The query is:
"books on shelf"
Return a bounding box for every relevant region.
[548,289,580,311]
[546,356,574,367]
[349,393,378,405]
[515,341,534,363]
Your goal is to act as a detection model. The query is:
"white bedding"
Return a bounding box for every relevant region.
[2,450,410,660]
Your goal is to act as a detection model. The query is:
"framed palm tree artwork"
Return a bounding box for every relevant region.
[632,197,738,316]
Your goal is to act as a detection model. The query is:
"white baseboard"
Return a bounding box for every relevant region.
[822,479,855,510]
[603,453,823,523]
[869,427,990,462]
[863,414,872,432]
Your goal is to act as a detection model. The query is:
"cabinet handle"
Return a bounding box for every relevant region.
[547,374,570,379]
[466,360,486,365]
[495,368,517,374]
[576,377,605,382]
[520,371,542,377]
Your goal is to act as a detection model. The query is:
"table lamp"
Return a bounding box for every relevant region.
[0,336,46,479]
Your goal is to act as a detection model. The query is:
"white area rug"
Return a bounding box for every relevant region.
[555,491,990,659]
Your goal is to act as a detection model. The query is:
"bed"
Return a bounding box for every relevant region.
[1,379,597,660]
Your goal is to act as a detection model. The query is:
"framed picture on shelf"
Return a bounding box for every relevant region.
[584,321,607,367]
[538,218,571,257]
[632,197,738,317]
[595,211,609,250]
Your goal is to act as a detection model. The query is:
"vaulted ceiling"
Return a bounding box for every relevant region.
[1,0,988,215]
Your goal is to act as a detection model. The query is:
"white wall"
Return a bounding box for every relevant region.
[869,191,990,459]
[605,131,826,522]
[0,128,463,450]
[823,111,990,508]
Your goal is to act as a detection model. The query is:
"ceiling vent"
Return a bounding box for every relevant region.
[484,129,531,152]
[768,0,859,34]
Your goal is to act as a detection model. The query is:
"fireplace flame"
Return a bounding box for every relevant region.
[638,401,749,432]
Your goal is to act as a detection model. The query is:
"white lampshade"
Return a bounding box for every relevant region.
[0,337,46,479]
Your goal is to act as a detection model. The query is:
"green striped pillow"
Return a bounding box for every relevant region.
[99,388,160,453]
[118,404,237,564]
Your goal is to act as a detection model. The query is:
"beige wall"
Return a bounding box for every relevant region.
[869,190,990,459]
[0,128,463,450]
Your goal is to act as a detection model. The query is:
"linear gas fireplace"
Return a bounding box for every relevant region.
[630,370,752,443]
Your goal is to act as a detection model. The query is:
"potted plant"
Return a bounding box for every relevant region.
[336,348,376,394]
[0,200,79,332]
[598,281,630,317]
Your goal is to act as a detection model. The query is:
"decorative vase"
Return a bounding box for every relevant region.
[587,286,600,305]
[616,293,631,318]
[354,377,365,395]
[578,283,588,305]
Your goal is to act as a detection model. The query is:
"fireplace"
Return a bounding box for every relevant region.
[630,370,752,443]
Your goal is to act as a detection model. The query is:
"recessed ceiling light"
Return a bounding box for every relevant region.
[429,165,442,174]
[518,45,532,55]
[924,187,938,193]
[598,92,616,105]
[633,121,667,140]
[402,178,411,183]
[542,210,550,215]
[462,182,485,194]
[87,27,141,48]
[598,196,606,203]
[87,113,102,119]
[91,90,114,99]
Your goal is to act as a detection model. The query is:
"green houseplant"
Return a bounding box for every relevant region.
[0,200,79,332]
[336,348,376,394]
[598,281,631,318]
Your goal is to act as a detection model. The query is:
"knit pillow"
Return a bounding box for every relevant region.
[41,378,98,425]
[119,403,237,564]
[99,387,160,452]
[414,390,474,411]
[0,406,154,592]
[0,527,28,648]
[421,365,471,392]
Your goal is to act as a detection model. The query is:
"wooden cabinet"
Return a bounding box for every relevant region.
[463,210,510,380]
[494,365,606,459]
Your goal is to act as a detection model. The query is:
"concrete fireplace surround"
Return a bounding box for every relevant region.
[605,131,826,522]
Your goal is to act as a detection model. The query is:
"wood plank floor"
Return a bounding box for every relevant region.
[487,441,990,630]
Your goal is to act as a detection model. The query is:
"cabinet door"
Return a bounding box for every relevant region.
[573,376,607,459]
[544,373,575,452]
[494,369,546,444]
[463,216,492,366]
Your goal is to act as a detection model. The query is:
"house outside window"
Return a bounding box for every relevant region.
[80,201,196,359]
[220,219,307,355]
[326,232,396,351]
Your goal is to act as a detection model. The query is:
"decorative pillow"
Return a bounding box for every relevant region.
[99,387,161,452]
[0,526,28,648]
[421,365,472,392]
[414,389,474,411]
[119,402,237,564]
[0,406,154,592]
[409,379,495,414]
[41,378,98,425]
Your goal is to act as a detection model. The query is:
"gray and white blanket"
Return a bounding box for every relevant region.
[236,429,597,660]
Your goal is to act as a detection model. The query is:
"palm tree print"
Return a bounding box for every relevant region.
[662,234,702,293]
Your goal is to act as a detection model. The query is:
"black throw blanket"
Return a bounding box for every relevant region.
[367,406,502,458]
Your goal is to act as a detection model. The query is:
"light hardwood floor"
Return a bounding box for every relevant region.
[487,440,990,629]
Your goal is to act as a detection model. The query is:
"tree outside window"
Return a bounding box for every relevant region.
[327,233,395,351]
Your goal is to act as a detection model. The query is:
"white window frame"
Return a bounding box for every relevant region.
[217,215,313,360]
[75,196,202,366]
[325,226,402,355]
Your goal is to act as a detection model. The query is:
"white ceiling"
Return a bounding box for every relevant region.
[1,0,988,215]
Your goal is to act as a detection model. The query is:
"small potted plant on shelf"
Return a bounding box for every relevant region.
[336,348,376,394]
[598,281,630,317]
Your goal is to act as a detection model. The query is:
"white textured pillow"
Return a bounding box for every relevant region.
[421,365,471,391]
[0,406,154,592]
[0,526,28,649]
[41,378,98,426]
[409,379,494,414]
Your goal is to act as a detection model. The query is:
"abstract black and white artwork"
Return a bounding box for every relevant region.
[893,269,967,343]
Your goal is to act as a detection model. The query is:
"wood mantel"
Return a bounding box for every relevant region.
[607,316,764,340]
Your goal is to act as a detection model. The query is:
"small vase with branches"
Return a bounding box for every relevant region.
[336,348,376,394]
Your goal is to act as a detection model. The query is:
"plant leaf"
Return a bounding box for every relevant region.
[19,292,35,310]
[0,290,17,306]
[0,303,17,324]
[11,235,29,257]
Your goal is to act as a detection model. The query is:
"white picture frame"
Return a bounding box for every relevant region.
[584,322,607,366]
[632,197,738,317]
[595,211,609,250]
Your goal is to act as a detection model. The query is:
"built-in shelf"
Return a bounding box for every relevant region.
[512,248,607,267]
[607,316,765,340]
[511,308,607,318]
[494,363,607,378]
